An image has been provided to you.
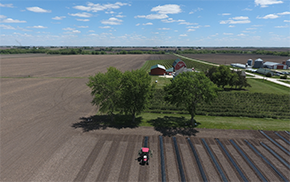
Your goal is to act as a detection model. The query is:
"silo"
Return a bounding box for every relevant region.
[247,59,253,66]
[286,59,290,67]
[253,58,264,68]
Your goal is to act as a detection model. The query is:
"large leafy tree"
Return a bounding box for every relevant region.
[212,65,232,88]
[87,67,122,121]
[119,69,155,123]
[164,72,218,126]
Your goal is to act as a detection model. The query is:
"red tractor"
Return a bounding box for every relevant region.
[138,147,152,165]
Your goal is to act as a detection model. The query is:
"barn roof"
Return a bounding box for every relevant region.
[263,62,283,66]
[151,64,166,70]
[166,67,174,72]
[172,59,182,67]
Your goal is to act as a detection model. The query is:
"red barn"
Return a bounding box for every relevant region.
[172,59,186,71]
[150,64,166,75]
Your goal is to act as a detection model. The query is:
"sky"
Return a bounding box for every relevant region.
[0,0,289,47]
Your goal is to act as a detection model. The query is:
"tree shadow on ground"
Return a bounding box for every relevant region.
[147,116,199,137]
[72,114,142,132]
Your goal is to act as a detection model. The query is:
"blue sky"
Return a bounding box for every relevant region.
[0,0,289,47]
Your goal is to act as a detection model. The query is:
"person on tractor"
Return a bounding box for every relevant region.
[138,147,152,165]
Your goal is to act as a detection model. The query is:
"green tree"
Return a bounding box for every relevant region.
[212,65,232,88]
[119,69,155,123]
[87,67,122,121]
[164,72,218,126]
[229,71,239,88]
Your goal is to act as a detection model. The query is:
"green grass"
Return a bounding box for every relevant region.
[139,113,290,131]
[246,79,290,94]
[151,76,171,89]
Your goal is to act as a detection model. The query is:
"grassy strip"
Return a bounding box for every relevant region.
[246,79,289,94]
[139,113,290,131]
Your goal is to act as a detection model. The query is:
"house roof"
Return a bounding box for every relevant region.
[151,64,166,70]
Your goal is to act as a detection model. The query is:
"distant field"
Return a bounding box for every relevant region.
[181,54,290,64]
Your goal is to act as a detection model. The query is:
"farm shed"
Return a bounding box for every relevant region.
[253,58,264,68]
[150,64,166,75]
[263,62,288,69]
[231,63,246,69]
[256,68,273,76]
[172,59,187,71]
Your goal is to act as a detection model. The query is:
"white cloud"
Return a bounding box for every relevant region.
[76,19,90,22]
[136,23,140,26]
[143,22,153,25]
[0,15,7,19]
[220,16,251,24]
[0,18,26,23]
[179,21,194,25]
[0,24,15,29]
[284,20,290,22]
[105,11,115,14]
[63,27,81,33]
[255,0,283,7]
[0,3,14,8]
[179,34,188,37]
[135,4,181,20]
[229,25,235,27]
[99,26,111,28]
[238,33,246,36]
[189,7,203,14]
[116,14,125,18]
[232,16,249,20]
[68,12,92,18]
[222,13,231,16]
[223,33,233,35]
[77,26,88,28]
[101,17,122,25]
[243,8,253,11]
[257,14,279,19]
[26,7,51,13]
[187,29,195,32]
[63,27,75,31]
[52,16,66,20]
[73,2,130,12]
[151,4,181,14]
[27,25,47,28]
[275,25,289,28]
[135,14,168,19]
[277,11,290,15]
[187,26,201,29]
[158,28,171,30]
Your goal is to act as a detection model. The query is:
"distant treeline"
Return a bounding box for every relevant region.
[1,47,289,56]
[176,49,290,56]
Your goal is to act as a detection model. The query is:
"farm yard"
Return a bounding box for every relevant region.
[1,54,290,181]
[181,54,290,65]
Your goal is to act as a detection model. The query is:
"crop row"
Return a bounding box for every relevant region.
[147,90,290,119]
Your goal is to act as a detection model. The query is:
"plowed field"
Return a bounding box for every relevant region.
[1,54,289,181]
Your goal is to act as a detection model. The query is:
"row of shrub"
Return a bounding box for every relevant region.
[146,89,290,119]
